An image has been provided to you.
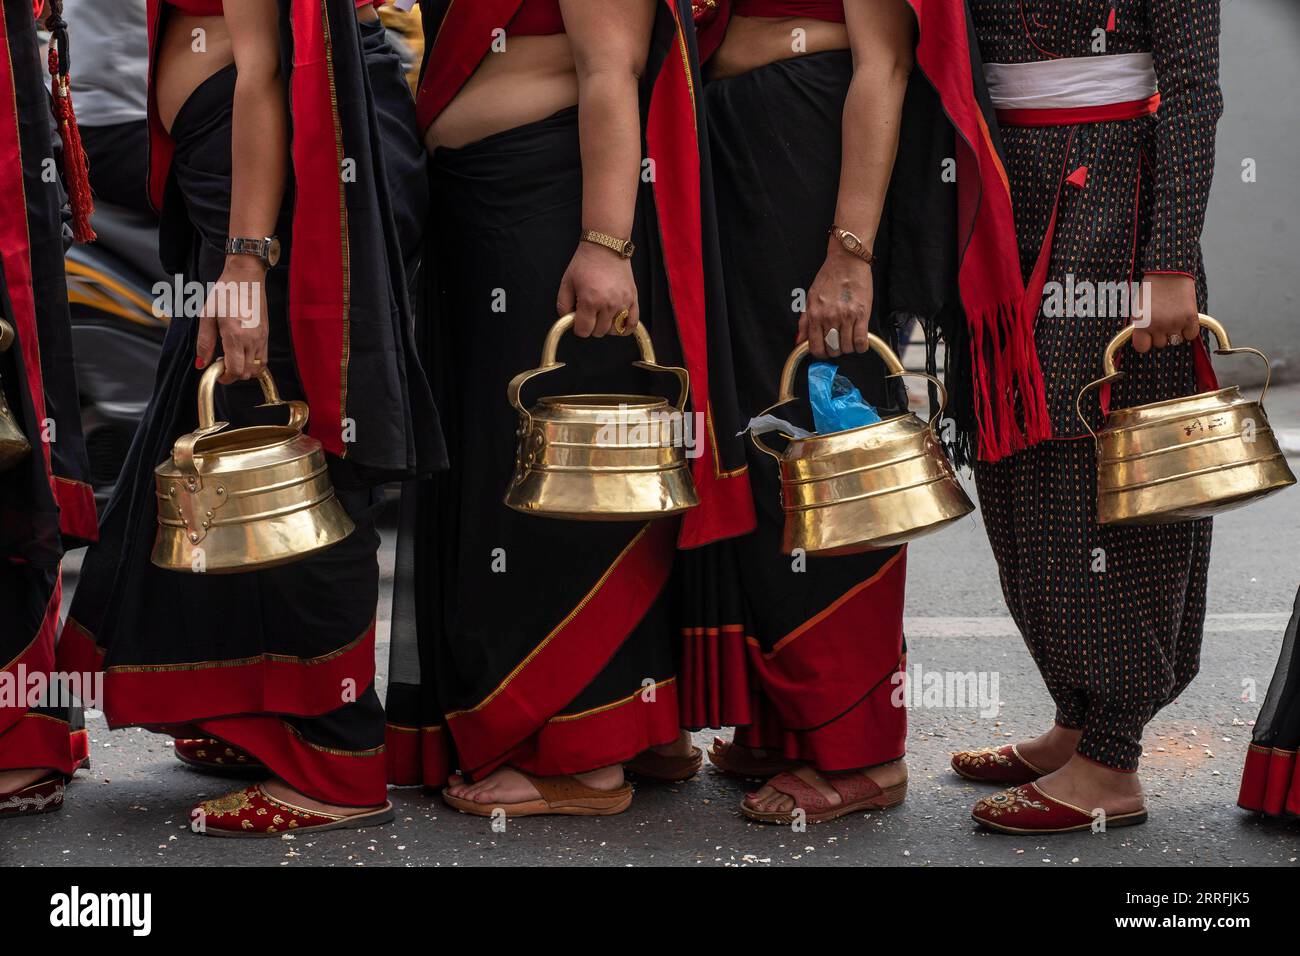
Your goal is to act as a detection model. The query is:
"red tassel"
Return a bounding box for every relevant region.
[46,47,95,244]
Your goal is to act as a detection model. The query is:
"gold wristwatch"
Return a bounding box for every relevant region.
[830,225,876,265]
[580,229,636,259]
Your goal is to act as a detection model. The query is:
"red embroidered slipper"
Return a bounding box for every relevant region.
[174,738,266,776]
[971,782,1148,834]
[707,738,801,779]
[192,784,394,837]
[625,745,703,782]
[950,744,1049,785]
[0,774,65,818]
[741,769,907,825]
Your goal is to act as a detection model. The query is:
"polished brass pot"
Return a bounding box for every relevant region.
[753,336,974,556]
[504,313,699,520]
[1078,313,1296,526]
[152,360,355,572]
[0,319,33,472]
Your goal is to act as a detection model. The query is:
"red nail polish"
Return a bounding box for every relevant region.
[195,357,205,369]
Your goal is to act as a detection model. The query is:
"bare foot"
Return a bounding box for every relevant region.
[1033,754,1145,816]
[744,759,908,815]
[1016,724,1081,774]
[0,768,54,794]
[260,778,387,817]
[445,764,624,805]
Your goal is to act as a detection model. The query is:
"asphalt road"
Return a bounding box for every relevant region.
[5,386,1299,868]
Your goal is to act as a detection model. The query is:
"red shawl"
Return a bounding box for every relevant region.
[905,0,1050,457]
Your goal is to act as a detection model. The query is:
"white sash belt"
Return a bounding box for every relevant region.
[983,53,1158,111]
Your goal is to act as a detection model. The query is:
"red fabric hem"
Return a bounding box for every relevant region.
[446,519,677,776]
[680,552,909,772]
[386,722,453,789]
[1238,745,1300,817]
[0,576,60,738]
[502,680,681,779]
[193,717,386,807]
[91,622,378,728]
[0,713,88,776]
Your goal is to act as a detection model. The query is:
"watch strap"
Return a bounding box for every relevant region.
[580,229,635,259]
[829,226,876,265]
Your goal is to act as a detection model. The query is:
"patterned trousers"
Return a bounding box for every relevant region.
[974,439,1212,771]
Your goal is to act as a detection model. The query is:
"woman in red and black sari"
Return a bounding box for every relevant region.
[58,0,444,837]
[0,0,97,818]
[384,0,754,817]
[682,0,1039,823]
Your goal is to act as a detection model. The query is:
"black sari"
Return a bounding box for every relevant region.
[0,0,95,779]
[385,0,754,787]
[59,0,443,807]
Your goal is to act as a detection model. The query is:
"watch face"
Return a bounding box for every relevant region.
[842,233,860,251]
[267,237,282,267]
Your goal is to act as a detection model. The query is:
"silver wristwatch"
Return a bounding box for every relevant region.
[225,236,282,268]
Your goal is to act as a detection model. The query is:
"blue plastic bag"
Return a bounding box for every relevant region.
[808,362,881,434]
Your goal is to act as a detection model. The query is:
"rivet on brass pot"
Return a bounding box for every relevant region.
[1077,313,1297,525]
[504,312,699,521]
[752,335,974,557]
[0,319,33,473]
[152,359,354,572]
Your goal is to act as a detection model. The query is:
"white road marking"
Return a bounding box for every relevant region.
[904,612,1291,639]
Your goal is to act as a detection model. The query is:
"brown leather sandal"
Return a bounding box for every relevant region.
[741,769,907,825]
[442,770,633,818]
[707,737,800,779]
[625,745,703,782]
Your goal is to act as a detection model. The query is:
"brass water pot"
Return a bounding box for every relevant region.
[152,359,354,572]
[504,313,699,520]
[752,335,974,557]
[1078,313,1296,525]
[0,319,33,472]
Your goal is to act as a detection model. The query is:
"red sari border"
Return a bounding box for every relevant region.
[1238,743,1300,819]
[681,550,908,769]
[0,572,60,738]
[446,518,678,777]
[0,712,88,776]
[195,716,387,807]
[61,616,379,729]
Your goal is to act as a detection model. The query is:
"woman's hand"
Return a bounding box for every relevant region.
[1132,273,1201,353]
[195,257,270,383]
[557,242,639,337]
[799,242,875,359]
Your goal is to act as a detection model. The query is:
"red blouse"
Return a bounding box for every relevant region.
[510,0,563,36]
[732,0,845,23]
[164,0,379,12]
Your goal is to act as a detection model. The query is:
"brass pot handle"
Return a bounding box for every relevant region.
[751,336,949,462]
[0,319,14,353]
[1077,312,1273,439]
[175,358,309,476]
[506,312,691,419]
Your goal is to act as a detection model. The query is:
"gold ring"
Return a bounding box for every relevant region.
[613,309,630,335]
[252,357,263,365]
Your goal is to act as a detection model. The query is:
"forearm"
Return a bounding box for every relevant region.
[832,61,910,252]
[833,0,915,255]
[575,70,641,240]
[228,74,288,257]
